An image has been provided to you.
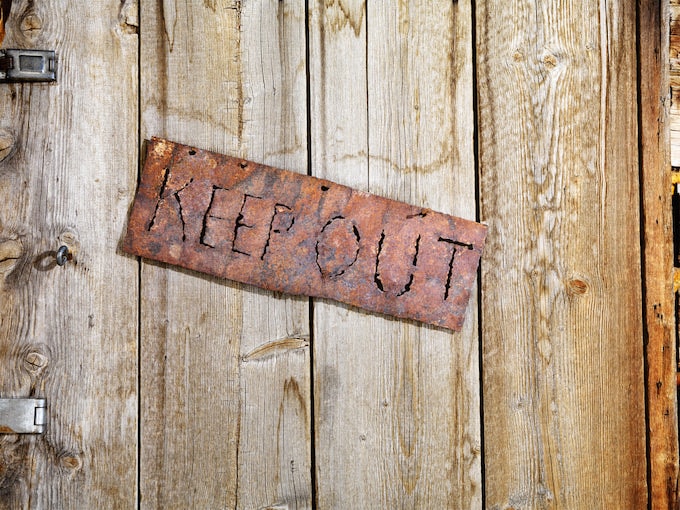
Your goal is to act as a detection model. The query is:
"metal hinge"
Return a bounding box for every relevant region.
[0,49,56,83]
[0,398,47,434]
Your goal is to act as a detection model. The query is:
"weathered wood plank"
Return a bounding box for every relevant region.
[477,0,647,508]
[669,0,680,166]
[0,0,138,507]
[642,1,680,508]
[310,1,481,507]
[308,2,371,505]
[139,1,311,508]
[236,2,311,508]
[139,6,241,506]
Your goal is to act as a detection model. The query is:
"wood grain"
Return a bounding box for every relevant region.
[309,1,481,507]
[139,1,311,508]
[670,0,680,167]
[237,2,311,508]
[0,0,138,507]
[0,0,666,507]
[477,0,647,508]
[642,1,680,508]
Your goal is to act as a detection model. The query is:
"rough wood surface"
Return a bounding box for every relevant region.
[641,2,679,509]
[477,1,647,508]
[0,0,670,507]
[139,1,311,508]
[309,1,482,507]
[236,3,311,507]
[670,0,680,167]
[0,0,138,507]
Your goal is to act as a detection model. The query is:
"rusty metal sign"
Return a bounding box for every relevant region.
[124,138,487,330]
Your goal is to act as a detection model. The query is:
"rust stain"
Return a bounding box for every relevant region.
[124,138,487,331]
[0,0,11,46]
[338,150,455,175]
[279,376,309,442]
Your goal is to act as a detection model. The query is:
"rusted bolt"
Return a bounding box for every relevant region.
[56,245,71,266]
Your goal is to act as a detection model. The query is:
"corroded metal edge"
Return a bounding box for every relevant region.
[124,138,487,331]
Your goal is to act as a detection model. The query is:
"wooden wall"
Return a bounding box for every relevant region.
[0,0,676,509]
[0,0,139,507]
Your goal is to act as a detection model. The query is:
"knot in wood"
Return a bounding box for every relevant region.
[0,129,16,163]
[567,278,589,296]
[59,453,83,471]
[19,13,42,37]
[23,350,48,372]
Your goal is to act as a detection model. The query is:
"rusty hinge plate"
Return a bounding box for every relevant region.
[124,138,487,331]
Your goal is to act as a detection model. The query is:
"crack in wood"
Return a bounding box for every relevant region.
[241,336,310,363]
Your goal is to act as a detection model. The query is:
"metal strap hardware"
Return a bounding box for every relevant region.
[0,398,47,434]
[0,49,56,83]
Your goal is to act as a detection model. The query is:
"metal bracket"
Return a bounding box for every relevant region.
[0,49,56,83]
[0,398,47,434]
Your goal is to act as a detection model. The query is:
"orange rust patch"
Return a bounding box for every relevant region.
[124,138,486,331]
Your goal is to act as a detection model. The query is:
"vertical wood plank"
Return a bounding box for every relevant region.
[139,1,311,508]
[236,2,311,508]
[669,0,680,166]
[139,6,241,506]
[477,0,647,508]
[310,1,481,507]
[0,0,138,507]
[308,3,371,504]
[640,0,679,508]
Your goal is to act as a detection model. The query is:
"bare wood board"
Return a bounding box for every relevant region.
[309,1,483,507]
[477,0,648,507]
[138,1,312,508]
[0,0,138,507]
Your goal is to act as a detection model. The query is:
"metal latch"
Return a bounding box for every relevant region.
[0,398,47,434]
[0,49,56,83]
